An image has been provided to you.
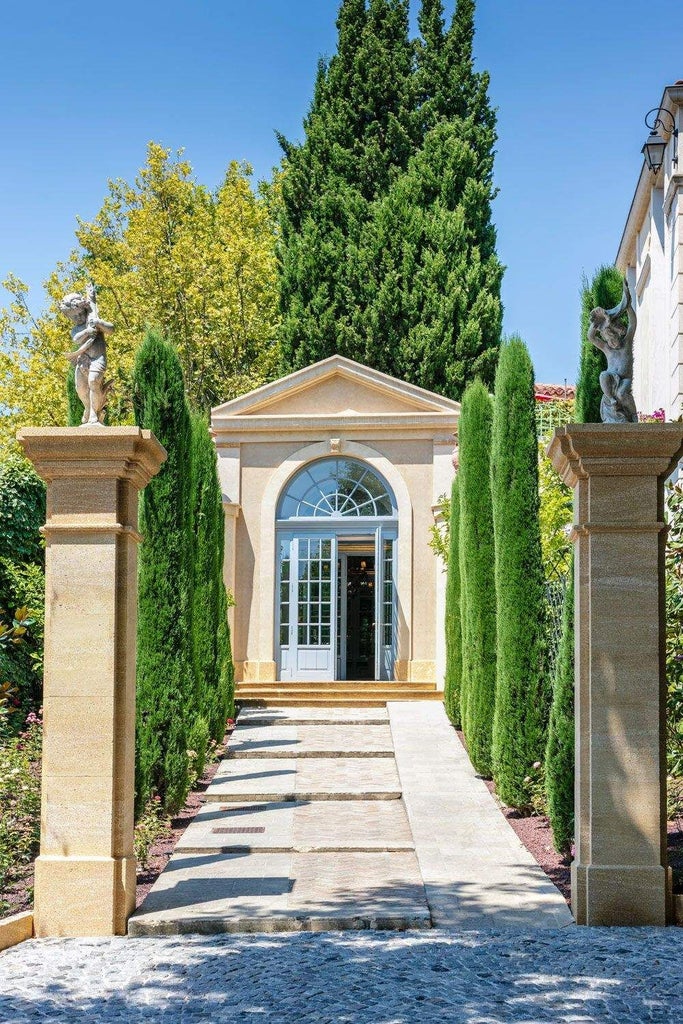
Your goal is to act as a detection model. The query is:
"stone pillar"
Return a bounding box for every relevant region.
[17,427,166,937]
[549,423,683,926]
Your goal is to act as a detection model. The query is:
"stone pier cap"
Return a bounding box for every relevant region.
[548,423,683,487]
[17,426,167,488]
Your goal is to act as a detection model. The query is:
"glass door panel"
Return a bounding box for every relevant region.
[280,535,336,681]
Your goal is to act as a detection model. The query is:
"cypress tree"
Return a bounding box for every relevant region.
[133,330,194,813]
[444,475,462,727]
[66,365,84,426]
[278,0,502,396]
[490,337,547,808]
[278,0,414,370]
[457,380,497,774]
[545,556,575,856]
[362,0,502,397]
[189,411,235,743]
[577,266,623,424]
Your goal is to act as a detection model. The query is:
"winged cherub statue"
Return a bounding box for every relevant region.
[60,282,114,425]
[587,278,638,424]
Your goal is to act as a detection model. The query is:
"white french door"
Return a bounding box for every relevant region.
[375,529,396,681]
[278,534,337,681]
[277,526,396,681]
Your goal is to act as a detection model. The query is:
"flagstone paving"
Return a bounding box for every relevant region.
[129,700,573,936]
[175,799,414,853]
[226,722,395,757]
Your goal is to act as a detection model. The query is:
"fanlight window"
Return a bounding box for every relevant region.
[278,458,395,519]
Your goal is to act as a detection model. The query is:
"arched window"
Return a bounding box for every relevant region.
[277,458,396,520]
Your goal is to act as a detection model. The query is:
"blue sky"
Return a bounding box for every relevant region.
[1,0,681,384]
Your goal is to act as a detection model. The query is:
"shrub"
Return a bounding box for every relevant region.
[666,481,683,779]
[0,710,42,913]
[545,558,575,855]
[133,330,194,814]
[443,478,461,727]
[133,796,170,869]
[189,413,235,741]
[0,454,46,712]
[490,337,548,808]
[457,381,497,775]
[187,714,210,786]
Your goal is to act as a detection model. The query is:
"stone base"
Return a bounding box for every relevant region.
[0,911,33,951]
[572,863,671,926]
[34,854,136,937]
[238,661,278,683]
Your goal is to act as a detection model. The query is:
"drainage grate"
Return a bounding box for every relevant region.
[211,827,266,834]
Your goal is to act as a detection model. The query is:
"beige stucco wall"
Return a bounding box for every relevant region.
[211,357,459,686]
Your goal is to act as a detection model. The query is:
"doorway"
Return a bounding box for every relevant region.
[337,548,375,680]
[275,457,397,683]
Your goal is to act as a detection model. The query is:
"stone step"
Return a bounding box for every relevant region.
[226,723,395,759]
[236,693,443,708]
[237,681,437,692]
[174,800,414,854]
[204,756,402,802]
[128,851,432,936]
[236,707,389,726]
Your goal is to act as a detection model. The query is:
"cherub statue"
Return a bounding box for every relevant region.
[587,278,638,424]
[60,282,114,426]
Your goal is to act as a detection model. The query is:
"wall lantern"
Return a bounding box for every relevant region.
[642,107,678,174]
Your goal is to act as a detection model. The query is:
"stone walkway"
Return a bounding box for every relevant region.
[129,701,572,934]
[1,929,681,1022]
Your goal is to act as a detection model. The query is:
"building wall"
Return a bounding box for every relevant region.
[217,432,449,685]
[617,84,683,421]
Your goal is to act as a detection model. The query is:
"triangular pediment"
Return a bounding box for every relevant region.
[211,356,461,419]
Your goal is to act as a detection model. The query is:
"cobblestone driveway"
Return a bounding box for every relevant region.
[1,927,680,1023]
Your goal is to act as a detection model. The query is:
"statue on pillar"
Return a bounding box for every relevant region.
[587,278,638,424]
[60,283,114,425]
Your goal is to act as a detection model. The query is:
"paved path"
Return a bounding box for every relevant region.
[130,701,572,934]
[1,929,681,1023]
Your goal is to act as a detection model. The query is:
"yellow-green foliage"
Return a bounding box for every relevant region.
[0,144,280,451]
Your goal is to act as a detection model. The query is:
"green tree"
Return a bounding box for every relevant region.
[278,0,414,371]
[189,412,235,743]
[133,330,193,814]
[577,266,623,424]
[457,380,496,774]
[545,557,575,856]
[379,0,502,396]
[279,0,502,397]
[443,476,462,727]
[66,365,84,427]
[0,145,279,450]
[490,337,547,808]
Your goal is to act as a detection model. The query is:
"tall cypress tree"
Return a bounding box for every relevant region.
[457,380,497,774]
[490,337,547,808]
[444,476,462,727]
[279,0,502,398]
[278,0,414,370]
[577,266,623,424]
[189,411,235,743]
[133,330,194,814]
[545,555,575,856]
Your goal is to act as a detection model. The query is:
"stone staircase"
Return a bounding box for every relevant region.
[235,680,443,707]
